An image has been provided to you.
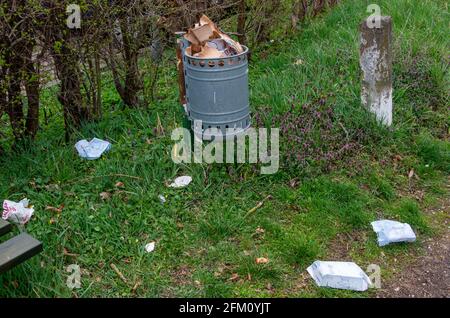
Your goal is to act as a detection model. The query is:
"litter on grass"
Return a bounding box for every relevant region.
[75,138,111,160]
[169,176,192,188]
[371,220,416,247]
[255,257,269,264]
[183,14,244,59]
[307,261,372,292]
[2,198,34,224]
[158,195,166,204]
[145,242,156,253]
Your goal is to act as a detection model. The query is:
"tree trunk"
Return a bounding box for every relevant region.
[45,1,88,141]
[52,46,86,141]
[6,52,25,142]
[94,48,102,118]
[24,43,40,139]
[118,18,143,108]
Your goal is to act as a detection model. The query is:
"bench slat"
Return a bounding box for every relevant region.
[0,233,43,274]
[0,219,12,237]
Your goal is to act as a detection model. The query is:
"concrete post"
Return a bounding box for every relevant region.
[359,16,393,126]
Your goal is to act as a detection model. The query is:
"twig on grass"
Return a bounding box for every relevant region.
[110,263,128,284]
[63,174,143,186]
[245,195,273,218]
[131,281,141,294]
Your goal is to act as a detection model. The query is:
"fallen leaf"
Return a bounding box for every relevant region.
[255,227,265,234]
[256,257,269,264]
[115,181,125,188]
[100,192,111,200]
[45,184,60,192]
[46,204,64,214]
[408,169,414,179]
[229,273,240,282]
[289,178,299,188]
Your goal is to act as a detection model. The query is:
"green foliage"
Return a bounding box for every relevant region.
[416,133,450,173]
[273,231,321,266]
[385,199,430,234]
[367,173,395,201]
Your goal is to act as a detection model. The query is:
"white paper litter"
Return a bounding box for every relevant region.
[371,220,416,246]
[307,261,372,291]
[2,198,34,225]
[158,195,166,204]
[75,138,111,160]
[169,176,192,188]
[145,242,156,253]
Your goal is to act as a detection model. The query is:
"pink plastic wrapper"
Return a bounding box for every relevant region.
[2,199,34,224]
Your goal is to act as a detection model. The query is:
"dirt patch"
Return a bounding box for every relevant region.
[326,230,368,261]
[376,197,450,298]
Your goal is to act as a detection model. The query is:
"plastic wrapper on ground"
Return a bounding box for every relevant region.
[169,176,192,188]
[2,199,34,225]
[75,138,111,160]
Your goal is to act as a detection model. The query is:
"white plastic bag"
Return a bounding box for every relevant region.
[75,138,111,160]
[169,176,192,188]
[307,261,372,291]
[158,195,166,204]
[2,199,34,225]
[145,242,156,253]
[371,220,416,246]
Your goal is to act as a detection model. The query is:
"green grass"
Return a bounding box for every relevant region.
[0,0,449,297]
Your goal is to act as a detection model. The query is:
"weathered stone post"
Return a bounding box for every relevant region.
[359,16,393,126]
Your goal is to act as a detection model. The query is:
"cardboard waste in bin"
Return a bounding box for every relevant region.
[183,15,244,59]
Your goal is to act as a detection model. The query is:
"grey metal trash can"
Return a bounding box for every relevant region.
[184,46,251,139]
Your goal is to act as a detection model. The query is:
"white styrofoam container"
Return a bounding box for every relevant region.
[371,220,416,247]
[307,261,372,291]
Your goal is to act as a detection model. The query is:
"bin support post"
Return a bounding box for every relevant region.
[175,32,187,106]
[359,16,393,126]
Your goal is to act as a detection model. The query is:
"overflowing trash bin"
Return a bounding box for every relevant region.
[177,15,251,139]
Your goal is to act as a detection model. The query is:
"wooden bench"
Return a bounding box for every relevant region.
[0,219,43,274]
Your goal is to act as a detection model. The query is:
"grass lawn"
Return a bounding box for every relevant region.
[0,0,448,297]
